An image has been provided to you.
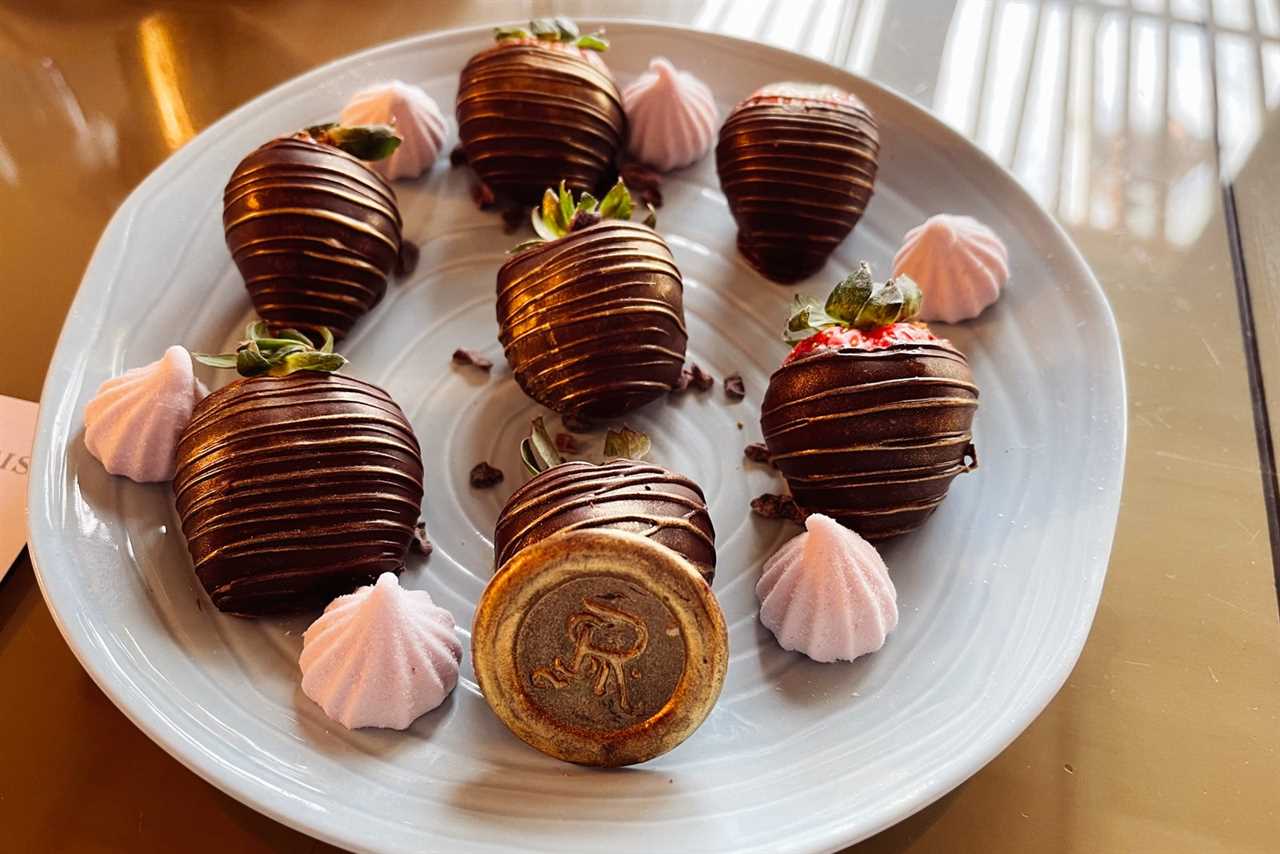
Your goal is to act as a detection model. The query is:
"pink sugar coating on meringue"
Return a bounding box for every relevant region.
[339,80,448,181]
[623,57,718,172]
[757,514,898,663]
[892,214,1009,323]
[83,345,207,483]
[300,573,461,730]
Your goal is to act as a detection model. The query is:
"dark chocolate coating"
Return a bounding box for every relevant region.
[761,343,978,539]
[716,84,879,283]
[494,459,716,583]
[496,220,687,421]
[173,372,424,615]
[223,135,405,341]
[456,43,625,204]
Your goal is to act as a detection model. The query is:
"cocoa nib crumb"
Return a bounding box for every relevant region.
[619,160,664,208]
[751,493,806,524]
[744,442,772,465]
[561,413,594,433]
[500,204,525,234]
[449,144,468,167]
[411,521,433,556]
[396,239,420,277]
[452,348,493,372]
[471,181,496,209]
[724,373,746,401]
[555,432,580,454]
[672,362,714,394]
[470,462,504,488]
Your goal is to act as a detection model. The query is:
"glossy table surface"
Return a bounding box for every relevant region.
[1,1,1278,852]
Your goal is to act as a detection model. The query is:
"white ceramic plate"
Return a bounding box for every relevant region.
[28,21,1125,854]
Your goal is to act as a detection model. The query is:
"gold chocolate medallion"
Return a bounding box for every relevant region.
[472,529,728,767]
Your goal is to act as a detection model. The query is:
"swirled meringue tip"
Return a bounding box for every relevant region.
[300,572,462,730]
[83,345,207,483]
[623,57,719,172]
[338,80,448,181]
[756,514,898,663]
[892,213,1009,323]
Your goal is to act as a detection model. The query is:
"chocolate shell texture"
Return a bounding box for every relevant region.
[716,82,879,283]
[456,42,625,204]
[223,135,405,340]
[761,342,978,539]
[496,220,687,421]
[173,372,424,616]
[494,459,716,582]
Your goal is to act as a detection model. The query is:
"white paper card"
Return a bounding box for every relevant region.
[0,395,38,581]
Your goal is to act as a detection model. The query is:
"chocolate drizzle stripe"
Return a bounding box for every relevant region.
[760,374,980,417]
[784,461,972,485]
[504,234,682,300]
[716,90,879,282]
[498,497,713,561]
[770,433,974,462]
[457,43,625,203]
[764,397,980,438]
[497,221,687,420]
[174,372,423,614]
[226,207,400,251]
[179,404,415,461]
[494,460,716,581]
[224,136,404,339]
[761,342,977,540]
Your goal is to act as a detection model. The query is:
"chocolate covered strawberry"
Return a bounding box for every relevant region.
[496,181,687,422]
[456,18,625,205]
[224,124,415,342]
[761,264,978,539]
[177,324,424,615]
[717,83,879,283]
[494,418,717,582]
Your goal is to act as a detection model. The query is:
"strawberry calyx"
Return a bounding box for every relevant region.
[193,322,347,377]
[508,179,656,253]
[494,17,608,51]
[301,124,401,162]
[782,262,932,363]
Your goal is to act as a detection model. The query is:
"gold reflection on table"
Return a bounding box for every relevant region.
[138,14,195,151]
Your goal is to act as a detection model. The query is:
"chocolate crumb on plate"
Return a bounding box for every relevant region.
[452,348,493,372]
[619,159,664,208]
[471,181,496,209]
[411,521,433,556]
[449,144,468,167]
[672,362,714,394]
[724,373,745,401]
[561,413,595,433]
[500,204,525,234]
[744,442,772,465]
[751,493,806,524]
[470,461,505,488]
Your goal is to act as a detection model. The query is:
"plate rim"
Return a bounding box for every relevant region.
[27,17,1128,853]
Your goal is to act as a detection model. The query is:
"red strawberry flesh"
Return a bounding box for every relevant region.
[784,322,939,365]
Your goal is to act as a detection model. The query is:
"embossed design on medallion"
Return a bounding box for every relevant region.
[531,597,648,713]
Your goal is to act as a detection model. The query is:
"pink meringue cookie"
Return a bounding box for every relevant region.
[300,573,461,730]
[339,80,448,181]
[83,345,207,483]
[757,514,898,663]
[892,214,1009,323]
[622,57,718,171]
